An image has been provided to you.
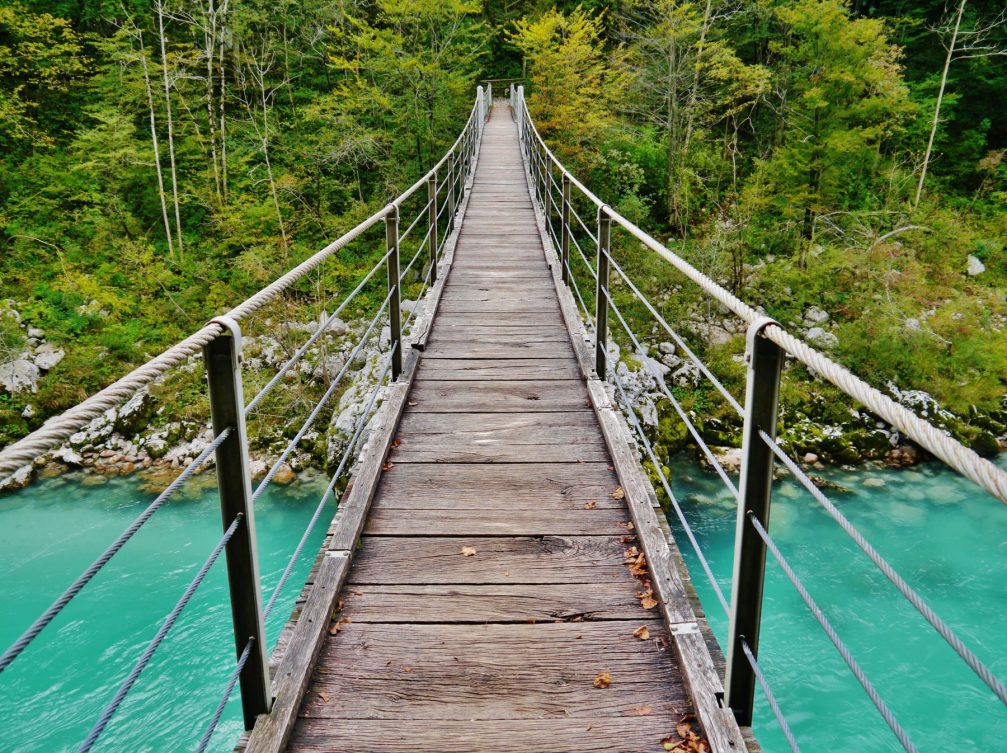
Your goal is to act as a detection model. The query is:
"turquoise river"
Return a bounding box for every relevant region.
[0,458,1004,752]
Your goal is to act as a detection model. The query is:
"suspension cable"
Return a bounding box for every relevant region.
[747,513,920,753]
[76,515,244,753]
[0,428,231,674]
[758,429,1007,706]
[251,291,392,504]
[244,249,393,416]
[608,366,731,616]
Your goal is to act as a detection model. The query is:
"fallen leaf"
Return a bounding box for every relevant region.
[328,617,351,635]
[460,546,477,556]
[624,521,635,530]
[593,671,612,689]
[584,500,597,510]
[408,400,417,406]
[404,666,412,673]
[641,594,658,610]
[586,724,592,731]
[631,704,652,716]
[382,461,394,471]
[318,691,330,703]
[390,439,401,448]
[612,486,625,500]
[633,625,650,641]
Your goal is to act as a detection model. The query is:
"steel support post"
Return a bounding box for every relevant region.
[385,208,402,380]
[203,317,271,729]
[561,174,572,285]
[447,152,456,232]
[427,173,438,284]
[594,209,612,377]
[725,317,784,726]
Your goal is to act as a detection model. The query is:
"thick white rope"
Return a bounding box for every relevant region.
[0,94,492,482]
[517,88,1007,507]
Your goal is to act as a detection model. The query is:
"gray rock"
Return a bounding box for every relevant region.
[114,390,156,436]
[21,404,35,418]
[0,464,34,492]
[671,362,701,388]
[33,343,64,371]
[53,447,84,467]
[27,326,45,339]
[805,327,839,349]
[658,341,676,355]
[803,306,829,326]
[967,255,985,276]
[0,359,40,394]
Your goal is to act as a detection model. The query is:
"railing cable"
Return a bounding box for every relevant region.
[747,513,920,753]
[251,291,393,504]
[758,428,1007,706]
[0,428,231,674]
[76,515,244,753]
[608,365,731,616]
[740,638,802,753]
[195,637,254,753]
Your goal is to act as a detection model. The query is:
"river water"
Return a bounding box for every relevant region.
[0,460,1003,752]
[0,472,331,753]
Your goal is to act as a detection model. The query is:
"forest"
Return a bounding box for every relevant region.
[2,0,1006,464]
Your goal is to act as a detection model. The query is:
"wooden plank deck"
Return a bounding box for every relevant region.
[244,102,746,753]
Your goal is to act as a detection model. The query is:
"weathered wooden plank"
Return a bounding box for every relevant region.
[407,379,589,412]
[337,583,651,623]
[373,462,622,508]
[428,324,568,339]
[422,341,574,360]
[416,357,580,380]
[298,622,684,720]
[288,717,682,753]
[437,299,561,314]
[364,506,628,536]
[347,535,639,585]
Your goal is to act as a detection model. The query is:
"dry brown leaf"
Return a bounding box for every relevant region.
[584,500,597,510]
[592,671,612,689]
[624,521,635,530]
[404,666,412,673]
[407,400,417,406]
[586,724,593,731]
[632,625,650,641]
[382,461,394,471]
[328,617,351,635]
[611,486,625,500]
[318,691,330,703]
[623,546,641,562]
[390,438,401,449]
[460,546,477,556]
[631,704,652,716]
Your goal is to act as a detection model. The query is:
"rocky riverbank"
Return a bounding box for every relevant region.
[0,298,432,493]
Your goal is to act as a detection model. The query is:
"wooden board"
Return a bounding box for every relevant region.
[407,379,589,412]
[347,535,638,585]
[338,583,652,622]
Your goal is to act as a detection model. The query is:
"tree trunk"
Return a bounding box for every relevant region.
[138,31,175,261]
[915,0,964,210]
[157,1,184,258]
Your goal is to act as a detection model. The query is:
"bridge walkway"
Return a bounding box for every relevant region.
[270,104,700,751]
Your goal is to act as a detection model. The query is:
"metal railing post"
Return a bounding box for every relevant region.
[517,86,525,142]
[385,207,402,380]
[561,174,572,285]
[447,151,456,231]
[203,316,271,730]
[594,208,612,377]
[725,317,784,726]
[427,172,438,284]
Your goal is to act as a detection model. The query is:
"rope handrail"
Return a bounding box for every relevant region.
[0,90,488,482]
[514,86,1007,507]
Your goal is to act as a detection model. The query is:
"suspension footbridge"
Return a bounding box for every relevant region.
[0,86,1004,753]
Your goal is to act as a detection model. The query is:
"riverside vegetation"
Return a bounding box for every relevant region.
[2,1,1006,491]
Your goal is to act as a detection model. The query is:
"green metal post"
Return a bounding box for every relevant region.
[428,173,438,284]
[385,208,402,380]
[594,209,612,377]
[561,174,572,285]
